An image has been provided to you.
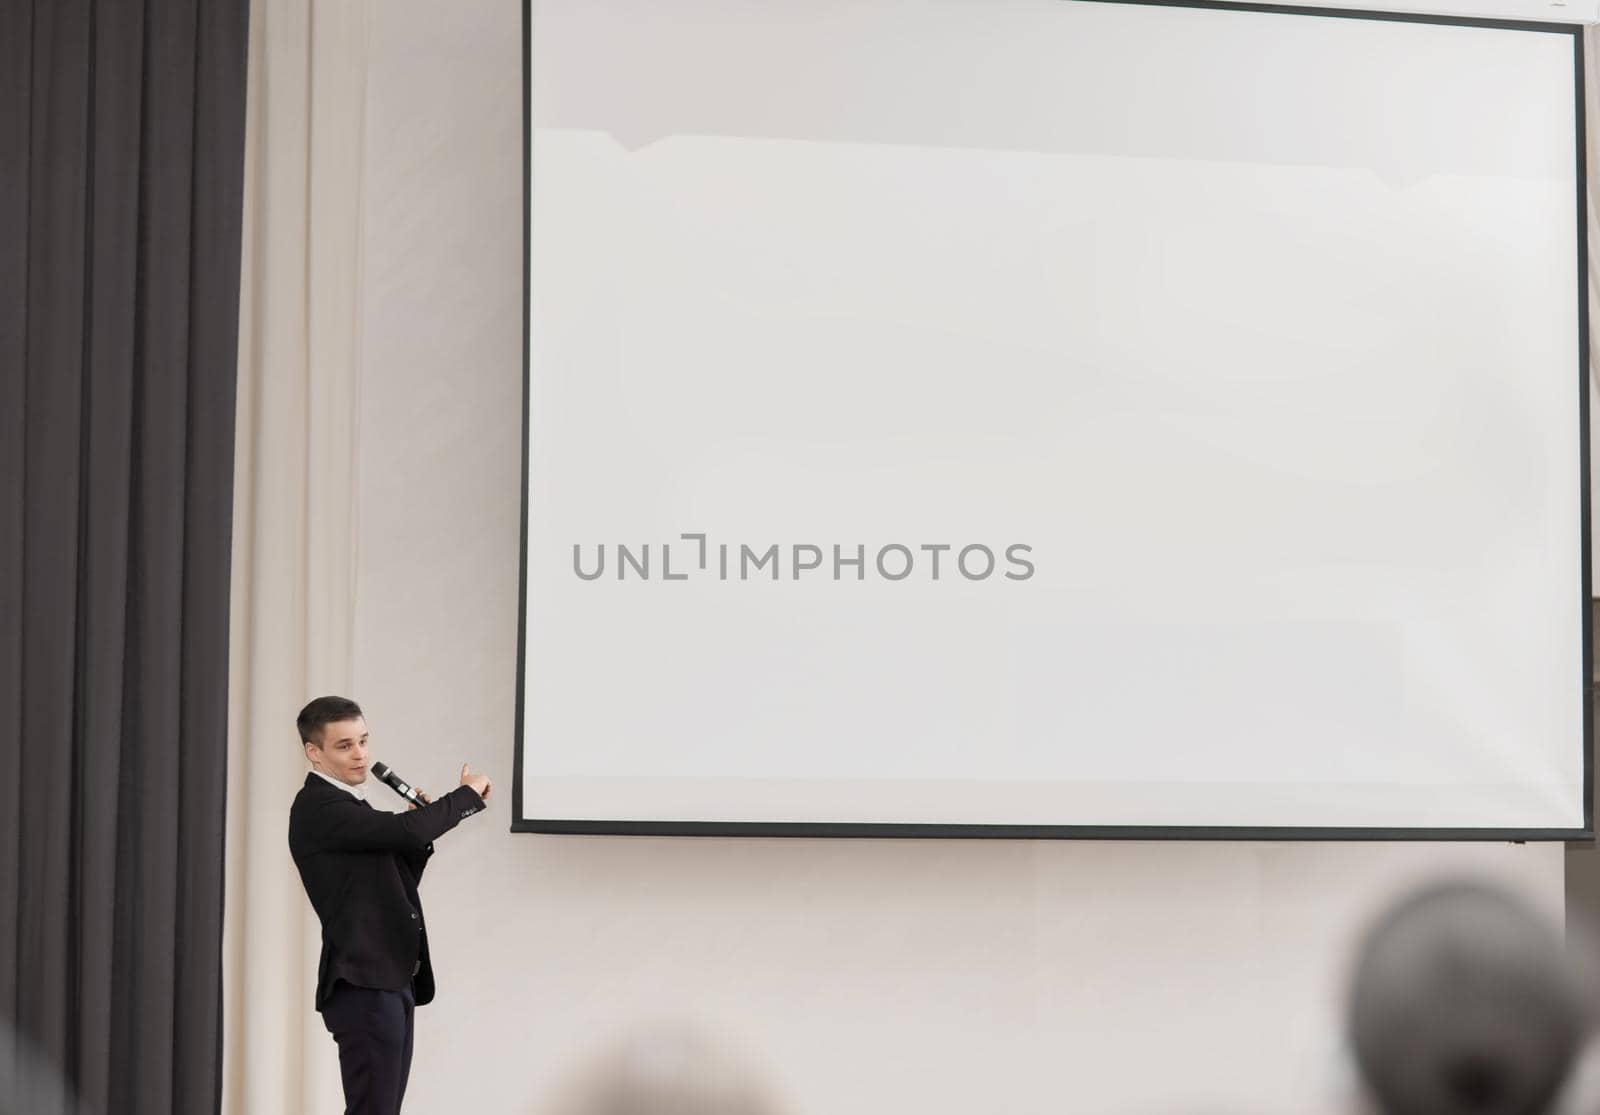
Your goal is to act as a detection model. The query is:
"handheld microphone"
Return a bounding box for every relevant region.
[370,761,424,806]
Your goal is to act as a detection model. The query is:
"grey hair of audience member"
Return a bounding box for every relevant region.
[1347,880,1585,1115]
[0,1016,80,1115]
[539,1022,781,1115]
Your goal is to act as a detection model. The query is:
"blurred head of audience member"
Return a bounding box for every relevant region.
[1348,880,1585,1115]
[0,1015,80,1115]
[1547,1034,1600,1115]
[539,1020,782,1115]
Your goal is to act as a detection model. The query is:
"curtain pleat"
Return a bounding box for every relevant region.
[179,0,248,1105]
[19,0,92,1088]
[72,0,143,1106]
[0,0,34,1057]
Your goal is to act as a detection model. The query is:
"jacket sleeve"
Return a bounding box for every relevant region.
[304,785,485,853]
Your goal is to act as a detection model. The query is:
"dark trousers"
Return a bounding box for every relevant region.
[321,982,416,1115]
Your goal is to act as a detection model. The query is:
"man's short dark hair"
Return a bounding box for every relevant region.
[297,696,364,746]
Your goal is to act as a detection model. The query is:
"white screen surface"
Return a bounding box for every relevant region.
[518,0,1588,833]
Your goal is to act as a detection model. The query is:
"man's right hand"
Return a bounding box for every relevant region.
[460,763,492,802]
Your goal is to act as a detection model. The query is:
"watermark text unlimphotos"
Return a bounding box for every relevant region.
[572,535,1034,582]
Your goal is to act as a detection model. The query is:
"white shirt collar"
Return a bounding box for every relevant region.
[312,768,366,800]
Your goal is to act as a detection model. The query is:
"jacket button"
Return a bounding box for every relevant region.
[410,912,418,920]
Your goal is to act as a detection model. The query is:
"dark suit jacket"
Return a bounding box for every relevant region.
[288,773,485,1010]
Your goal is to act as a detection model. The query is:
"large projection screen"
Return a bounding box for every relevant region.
[516,0,1591,838]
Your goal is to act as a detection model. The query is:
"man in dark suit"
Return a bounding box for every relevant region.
[289,695,492,1115]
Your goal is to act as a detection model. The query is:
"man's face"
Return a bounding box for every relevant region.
[305,717,370,785]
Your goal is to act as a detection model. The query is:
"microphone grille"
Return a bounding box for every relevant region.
[371,761,390,778]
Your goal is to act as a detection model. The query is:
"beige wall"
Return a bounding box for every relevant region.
[234,1,1573,1111]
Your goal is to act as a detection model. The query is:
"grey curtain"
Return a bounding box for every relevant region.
[0,1,250,1113]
